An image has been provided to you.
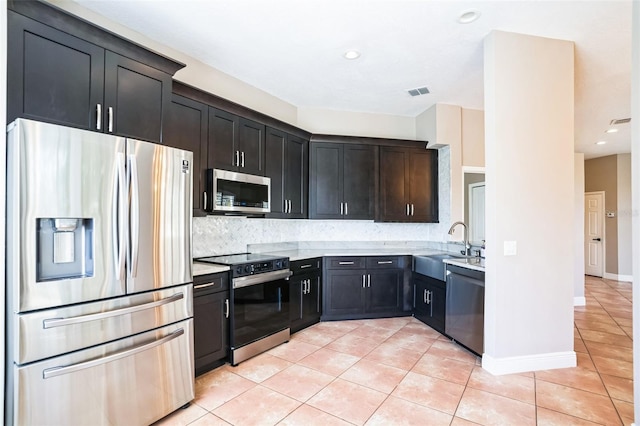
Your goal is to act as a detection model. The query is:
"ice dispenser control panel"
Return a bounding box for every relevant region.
[37,218,94,282]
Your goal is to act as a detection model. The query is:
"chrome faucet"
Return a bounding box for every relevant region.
[447,221,471,256]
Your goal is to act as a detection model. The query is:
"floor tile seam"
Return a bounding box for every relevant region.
[388,390,459,418]
[337,360,410,395]
[574,325,634,383]
[533,375,609,398]
[535,406,609,426]
[611,396,634,422]
[463,380,537,407]
[407,364,472,387]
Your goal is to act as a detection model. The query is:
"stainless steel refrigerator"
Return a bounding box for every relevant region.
[5,119,195,425]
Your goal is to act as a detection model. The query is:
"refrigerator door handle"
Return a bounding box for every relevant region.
[42,292,184,329]
[42,328,185,379]
[115,153,126,280]
[129,154,140,278]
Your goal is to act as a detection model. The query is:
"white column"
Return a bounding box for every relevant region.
[483,31,576,374]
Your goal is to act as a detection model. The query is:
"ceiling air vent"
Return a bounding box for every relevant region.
[610,118,631,125]
[407,86,430,97]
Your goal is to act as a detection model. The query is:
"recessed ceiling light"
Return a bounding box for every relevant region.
[458,9,480,24]
[596,141,607,145]
[605,128,619,133]
[343,50,360,60]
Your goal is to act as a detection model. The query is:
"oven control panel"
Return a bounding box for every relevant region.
[233,258,289,278]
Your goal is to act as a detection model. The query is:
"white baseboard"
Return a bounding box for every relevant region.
[482,351,576,375]
[573,296,586,306]
[604,272,633,282]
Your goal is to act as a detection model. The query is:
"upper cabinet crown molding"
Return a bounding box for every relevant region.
[311,134,429,149]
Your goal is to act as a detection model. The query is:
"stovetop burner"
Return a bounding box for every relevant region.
[196,253,290,278]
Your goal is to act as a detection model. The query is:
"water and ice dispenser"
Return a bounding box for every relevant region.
[36,218,94,281]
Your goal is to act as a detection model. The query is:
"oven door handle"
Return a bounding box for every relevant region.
[232,269,293,289]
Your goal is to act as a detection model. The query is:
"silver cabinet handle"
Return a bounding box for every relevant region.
[288,200,292,214]
[406,204,410,216]
[96,103,102,130]
[128,154,140,278]
[43,328,184,379]
[339,261,355,265]
[345,202,348,216]
[108,106,114,133]
[43,293,184,329]
[235,151,240,166]
[306,279,311,294]
[411,204,415,216]
[284,199,288,213]
[424,289,427,304]
[241,151,245,168]
[340,202,344,215]
[362,275,366,288]
[368,274,371,287]
[427,290,432,304]
[300,264,312,269]
[194,281,217,289]
[377,260,393,265]
[203,191,207,210]
[225,298,229,318]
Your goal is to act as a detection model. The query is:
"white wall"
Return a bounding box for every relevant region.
[574,153,585,306]
[631,2,640,422]
[462,108,485,167]
[483,31,575,374]
[617,154,632,278]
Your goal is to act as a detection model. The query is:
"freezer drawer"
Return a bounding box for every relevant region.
[8,320,195,426]
[13,284,192,364]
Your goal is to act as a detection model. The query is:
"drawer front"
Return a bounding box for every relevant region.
[327,257,366,269]
[194,272,229,294]
[366,256,403,269]
[291,257,322,274]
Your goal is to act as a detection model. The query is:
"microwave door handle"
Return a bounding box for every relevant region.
[129,155,140,278]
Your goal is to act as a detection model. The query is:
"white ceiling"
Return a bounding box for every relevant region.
[72,0,632,159]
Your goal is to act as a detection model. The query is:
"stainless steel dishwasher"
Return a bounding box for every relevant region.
[445,264,485,355]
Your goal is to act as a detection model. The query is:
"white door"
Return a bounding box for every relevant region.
[468,182,485,243]
[584,192,604,277]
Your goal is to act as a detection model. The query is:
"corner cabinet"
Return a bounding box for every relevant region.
[7,2,183,143]
[164,94,208,214]
[309,143,375,220]
[193,272,230,376]
[265,128,308,218]
[378,146,439,222]
[289,258,322,333]
[322,256,411,320]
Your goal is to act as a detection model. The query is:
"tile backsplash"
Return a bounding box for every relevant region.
[192,146,452,257]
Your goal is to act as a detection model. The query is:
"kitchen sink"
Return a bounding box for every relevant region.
[413,253,465,281]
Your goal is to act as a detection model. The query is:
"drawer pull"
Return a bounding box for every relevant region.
[300,264,312,269]
[339,261,355,265]
[377,261,393,265]
[194,282,217,290]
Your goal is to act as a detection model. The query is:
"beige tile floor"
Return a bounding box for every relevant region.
[157,275,633,425]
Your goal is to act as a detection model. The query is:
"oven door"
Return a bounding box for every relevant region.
[231,274,290,349]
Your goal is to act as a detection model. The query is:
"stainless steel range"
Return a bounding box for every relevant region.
[196,253,292,365]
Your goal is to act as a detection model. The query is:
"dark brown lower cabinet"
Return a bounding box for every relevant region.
[290,258,322,333]
[193,273,229,376]
[413,273,446,333]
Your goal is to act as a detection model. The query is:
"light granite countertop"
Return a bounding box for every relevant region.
[193,262,230,276]
[443,257,486,273]
[259,248,447,262]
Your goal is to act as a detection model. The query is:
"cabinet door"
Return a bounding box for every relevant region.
[413,276,430,323]
[309,143,343,219]
[343,145,375,219]
[429,280,446,333]
[366,269,403,314]
[8,11,105,130]
[209,108,239,171]
[238,118,265,175]
[408,149,439,222]
[104,51,170,143]
[285,135,308,218]
[193,290,229,376]
[323,269,365,317]
[265,128,287,216]
[378,146,410,221]
[413,274,445,333]
[289,277,304,324]
[302,275,321,323]
[164,94,208,212]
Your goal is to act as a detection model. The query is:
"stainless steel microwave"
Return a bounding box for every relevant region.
[206,169,271,214]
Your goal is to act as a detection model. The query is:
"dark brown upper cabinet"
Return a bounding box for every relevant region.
[309,142,375,220]
[7,2,183,144]
[164,94,209,214]
[265,127,308,219]
[378,146,439,223]
[208,108,266,176]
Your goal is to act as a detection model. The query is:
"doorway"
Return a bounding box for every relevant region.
[584,191,605,277]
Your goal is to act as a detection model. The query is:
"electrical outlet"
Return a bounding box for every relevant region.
[504,241,517,256]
